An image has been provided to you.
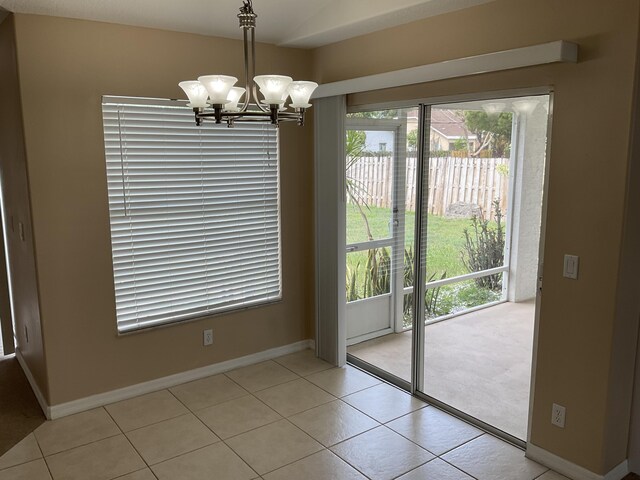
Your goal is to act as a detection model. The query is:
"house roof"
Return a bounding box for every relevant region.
[430,109,476,140]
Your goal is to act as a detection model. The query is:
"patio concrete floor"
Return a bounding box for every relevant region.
[347,300,535,440]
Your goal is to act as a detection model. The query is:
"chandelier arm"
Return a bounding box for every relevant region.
[239,27,251,113]
[195,107,306,126]
[250,27,269,113]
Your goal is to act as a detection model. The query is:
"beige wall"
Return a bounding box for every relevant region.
[0,16,48,394]
[10,14,315,405]
[313,0,640,475]
[624,15,640,474]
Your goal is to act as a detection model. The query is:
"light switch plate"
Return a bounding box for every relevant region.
[563,254,579,280]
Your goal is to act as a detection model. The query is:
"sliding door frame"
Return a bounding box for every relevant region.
[341,87,554,450]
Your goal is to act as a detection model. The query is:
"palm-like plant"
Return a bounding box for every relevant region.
[346,130,374,241]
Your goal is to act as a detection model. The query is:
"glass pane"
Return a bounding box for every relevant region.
[421,95,551,442]
[346,107,416,384]
[346,130,394,244]
[346,247,392,302]
[426,274,503,319]
[426,106,512,281]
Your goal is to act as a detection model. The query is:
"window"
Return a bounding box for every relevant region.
[102,97,281,333]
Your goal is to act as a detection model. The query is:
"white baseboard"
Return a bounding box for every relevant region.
[38,339,313,420]
[15,350,48,419]
[526,443,629,480]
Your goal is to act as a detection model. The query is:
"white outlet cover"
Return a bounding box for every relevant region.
[203,329,213,346]
[551,403,566,428]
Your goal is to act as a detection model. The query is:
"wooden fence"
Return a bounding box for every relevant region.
[346,155,509,220]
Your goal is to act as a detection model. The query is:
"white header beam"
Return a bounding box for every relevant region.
[312,41,578,99]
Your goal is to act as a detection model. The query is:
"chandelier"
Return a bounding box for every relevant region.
[178,0,318,127]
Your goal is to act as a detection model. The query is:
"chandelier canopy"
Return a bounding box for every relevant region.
[179,0,318,127]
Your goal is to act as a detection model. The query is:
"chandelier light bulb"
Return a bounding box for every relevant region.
[254,75,293,105]
[178,81,209,108]
[226,87,246,112]
[482,102,506,115]
[288,81,318,109]
[512,99,540,115]
[197,75,238,105]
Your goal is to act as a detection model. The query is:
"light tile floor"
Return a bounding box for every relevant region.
[0,349,568,480]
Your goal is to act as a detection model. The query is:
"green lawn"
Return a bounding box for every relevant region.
[346,203,504,318]
[346,203,471,278]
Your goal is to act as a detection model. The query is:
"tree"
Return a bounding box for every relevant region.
[407,129,418,151]
[462,111,513,157]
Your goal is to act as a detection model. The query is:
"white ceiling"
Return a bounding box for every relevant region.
[0,0,493,48]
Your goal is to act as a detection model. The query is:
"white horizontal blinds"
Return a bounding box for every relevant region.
[102,97,281,333]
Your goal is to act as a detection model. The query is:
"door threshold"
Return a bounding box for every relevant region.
[347,353,411,391]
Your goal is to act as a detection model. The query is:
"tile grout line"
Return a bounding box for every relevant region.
[110,466,159,480]
[223,359,302,393]
[326,444,375,480]
[32,432,55,480]
[301,365,385,398]
[436,455,482,480]
[164,386,262,479]
[0,434,46,473]
[106,390,192,433]
[218,426,267,479]
[32,407,129,476]
[388,457,434,480]
[165,385,281,448]
[161,389,259,472]
[40,431,123,458]
[430,431,486,457]
[102,404,156,479]
[340,393,428,425]
[532,468,553,479]
[153,441,260,479]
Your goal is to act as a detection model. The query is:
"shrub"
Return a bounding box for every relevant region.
[346,262,360,302]
[402,246,446,327]
[460,200,505,291]
[345,247,391,301]
[346,245,445,328]
[363,247,391,298]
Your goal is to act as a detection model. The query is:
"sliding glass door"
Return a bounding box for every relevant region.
[345,94,551,444]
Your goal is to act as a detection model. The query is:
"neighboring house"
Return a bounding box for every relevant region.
[429,109,478,152]
[363,130,394,153]
[406,108,478,152]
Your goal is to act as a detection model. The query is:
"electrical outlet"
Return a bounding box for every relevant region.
[551,403,566,428]
[203,329,213,346]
